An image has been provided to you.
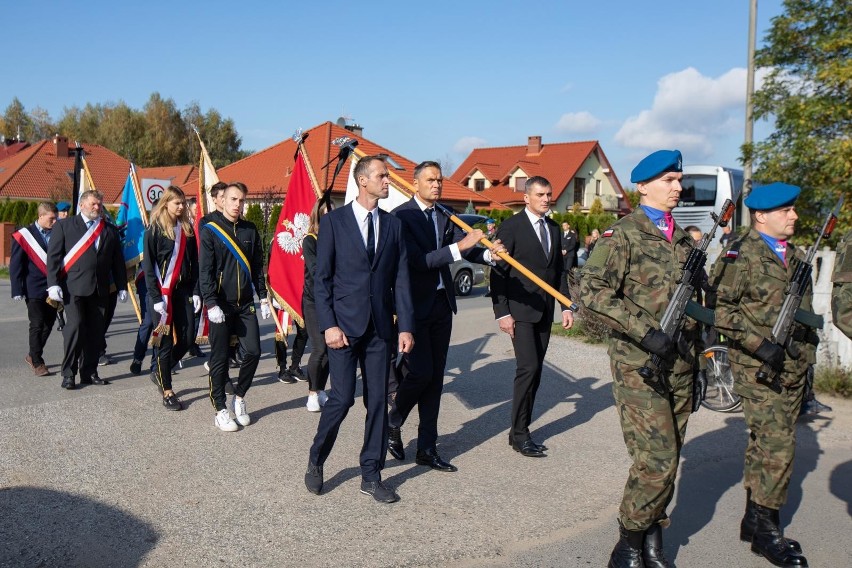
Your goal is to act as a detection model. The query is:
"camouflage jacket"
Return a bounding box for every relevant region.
[709,228,817,388]
[579,208,695,370]
[832,231,852,338]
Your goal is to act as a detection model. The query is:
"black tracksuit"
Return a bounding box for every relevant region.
[199,211,267,411]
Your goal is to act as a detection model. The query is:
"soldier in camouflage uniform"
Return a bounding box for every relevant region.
[710,183,813,568]
[580,149,696,568]
[832,231,852,339]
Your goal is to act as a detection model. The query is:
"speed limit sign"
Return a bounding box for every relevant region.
[141,179,171,211]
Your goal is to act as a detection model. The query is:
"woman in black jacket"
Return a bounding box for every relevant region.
[303,200,330,412]
[143,186,199,410]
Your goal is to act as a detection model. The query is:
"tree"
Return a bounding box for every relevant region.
[745,0,851,242]
[2,98,33,141]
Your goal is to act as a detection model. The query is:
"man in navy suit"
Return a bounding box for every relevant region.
[46,190,128,389]
[387,161,504,472]
[491,176,573,457]
[10,202,59,376]
[305,156,415,503]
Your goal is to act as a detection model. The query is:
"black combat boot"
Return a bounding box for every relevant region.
[741,491,801,553]
[643,523,671,567]
[608,521,645,568]
[751,503,808,567]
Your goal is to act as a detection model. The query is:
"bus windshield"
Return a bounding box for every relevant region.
[679,174,717,207]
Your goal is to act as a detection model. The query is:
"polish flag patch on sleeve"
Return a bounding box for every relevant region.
[602,229,614,238]
[725,249,739,259]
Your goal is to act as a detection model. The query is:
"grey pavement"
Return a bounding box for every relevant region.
[0,279,850,567]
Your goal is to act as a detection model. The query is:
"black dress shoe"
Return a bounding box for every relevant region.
[87,376,110,386]
[360,479,399,503]
[508,434,548,452]
[305,462,323,495]
[387,426,405,460]
[162,393,182,411]
[61,375,76,390]
[415,449,458,472]
[512,439,546,457]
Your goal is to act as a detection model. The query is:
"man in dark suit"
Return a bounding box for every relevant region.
[47,190,128,389]
[491,176,573,457]
[305,156,415,503]
[388,161,505,472]
[11,202,59,376]
[561,221,579,272]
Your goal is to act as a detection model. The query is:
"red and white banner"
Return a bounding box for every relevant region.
[11,227,48,275]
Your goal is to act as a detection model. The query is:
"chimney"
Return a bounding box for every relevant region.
[527,135,542,155]
[53,134,69,157]
[345,122,363,137]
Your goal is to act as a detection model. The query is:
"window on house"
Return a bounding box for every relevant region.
[573,177,586,205]
[474,179,485,192]
[596,179,602,196]
[515,176,527,192]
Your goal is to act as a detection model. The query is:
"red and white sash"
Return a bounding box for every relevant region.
[151,224,187,343]
[11,227,48,276]
[61,218,105,277]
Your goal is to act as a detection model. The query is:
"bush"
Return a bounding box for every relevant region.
[814,365,852,398]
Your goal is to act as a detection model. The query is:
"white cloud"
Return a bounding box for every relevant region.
[614,67,768,160]
[555,111,602,134]
[453,136,487,155]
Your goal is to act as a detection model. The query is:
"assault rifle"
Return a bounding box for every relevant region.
[755,195,844,393]
[638,199,736,397]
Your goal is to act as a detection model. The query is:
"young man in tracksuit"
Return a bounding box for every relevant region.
[199,182,271,431]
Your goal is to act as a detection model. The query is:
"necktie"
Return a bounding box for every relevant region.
[538,218,549,258]
[662,212,674,242]
[425,207,438,250]
[87,220,94,230]
[366,211,375,265]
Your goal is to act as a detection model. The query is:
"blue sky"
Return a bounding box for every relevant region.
[5,0,785,185]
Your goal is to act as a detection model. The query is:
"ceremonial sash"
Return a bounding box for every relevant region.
[151,224,187,345]
[11,227,48,276]
[204,222,251,280]
[61,219,105,277]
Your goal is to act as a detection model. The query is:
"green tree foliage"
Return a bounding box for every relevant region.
[6,94,247,169]
[24,201,39,225]
[624,188,641,210]
[746,0,851,242]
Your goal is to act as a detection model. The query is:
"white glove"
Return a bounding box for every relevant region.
[118,290,128,303]
[154,301,167,316]
[48,286,63,303]
[13,295,24,302]
[207,305,225,324]
[192,295,202,313]
[260,300,271,320]
[271,298,282,310]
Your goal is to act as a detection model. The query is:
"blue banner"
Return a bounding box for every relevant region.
[116,170,145,267]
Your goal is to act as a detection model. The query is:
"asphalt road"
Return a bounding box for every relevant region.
[1,280,850,567]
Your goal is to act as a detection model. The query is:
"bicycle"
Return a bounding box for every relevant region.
[700,343,742,412]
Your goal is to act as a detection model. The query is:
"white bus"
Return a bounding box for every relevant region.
[672,165,744,250]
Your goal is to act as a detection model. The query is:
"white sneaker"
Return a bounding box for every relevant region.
[318,390,329,407]
[306,393,321,412]
[214,408,238,432]
[204,361,210,372]
[231,396,251,426]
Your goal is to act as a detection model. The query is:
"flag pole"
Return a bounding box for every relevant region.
[293,130,322,199]
[352,147,577,311]
[70,142,83,213]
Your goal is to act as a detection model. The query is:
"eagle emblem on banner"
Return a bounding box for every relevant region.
[276,213,310,255]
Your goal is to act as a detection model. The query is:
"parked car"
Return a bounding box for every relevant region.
[449,213,489,296]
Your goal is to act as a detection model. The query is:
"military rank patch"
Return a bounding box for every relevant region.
[602,229,614,238]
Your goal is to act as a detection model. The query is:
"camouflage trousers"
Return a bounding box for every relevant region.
[735,366,805,509]
[611,361,693,531]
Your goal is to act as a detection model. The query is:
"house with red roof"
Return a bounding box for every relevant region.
[0,135,131,204]
[451,136,631,216]
[182,121,504,213]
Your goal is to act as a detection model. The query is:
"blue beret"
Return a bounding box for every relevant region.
[630,149,683,183]
[744,182,800,210]
[486,218,495,223]
[56,201,70,211]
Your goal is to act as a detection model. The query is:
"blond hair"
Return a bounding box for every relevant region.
[149,186,194,240]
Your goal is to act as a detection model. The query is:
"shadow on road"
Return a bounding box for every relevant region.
[830,459,852,518]
[0,486,159,567]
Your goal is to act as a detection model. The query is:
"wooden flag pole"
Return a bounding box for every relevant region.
[352,147,577,311]
[127,279,143,325]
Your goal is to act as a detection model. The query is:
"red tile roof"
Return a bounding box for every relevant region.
[138,165,197,187]
[451,139,631,213]
[182,122,505,211]
[0,141,29,161]
[0,138,130,203]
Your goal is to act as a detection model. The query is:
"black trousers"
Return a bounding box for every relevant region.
[62,293,108,380]
[132,283,154,363]
[149,288,194,392]
[509,315,552,443]
[208,303,260,411]
[273,320,308,369]
[26,298,57,365]
[390,292,452,451]
[309,320,392,482]
[302,300,329,391]
[99,291,118,355]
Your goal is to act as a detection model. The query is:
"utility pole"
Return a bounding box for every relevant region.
[742,0,758,227]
